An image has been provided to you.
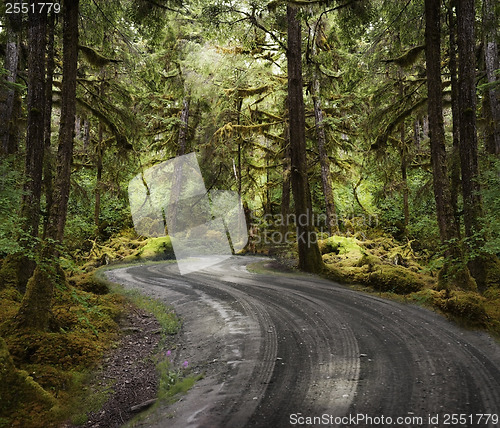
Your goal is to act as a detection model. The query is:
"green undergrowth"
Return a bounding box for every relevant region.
[0,273,126,427]
[76,231,174,272]
[319,235,500,337]
[0,232,179,428]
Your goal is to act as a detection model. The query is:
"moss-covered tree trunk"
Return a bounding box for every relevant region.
[281,126,291,242]
[16,0,80,330]
[457,0,482,240]
[425,0,475,290]
[42,12,56,238]
[287,5,323,273]
[455,0,500,290]
[448,0,462,233]
[21,1,47,240]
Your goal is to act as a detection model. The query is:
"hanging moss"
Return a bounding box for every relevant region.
[382,44,426,68]
[78,45,120,67]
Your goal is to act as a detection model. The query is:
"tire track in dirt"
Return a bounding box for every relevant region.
[106,256,500,428]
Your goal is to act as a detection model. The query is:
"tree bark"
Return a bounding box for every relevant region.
[281,127,291,241]
[448,0,462,234]
[313,77,337,235]
[167,95,190,234]
[21,2,47,240]
[398,72,409,235]
[0,13,22,155]
[456,0,483,239]
[287,5,323,273]
[46,0,80,243]
[16,0,80,330]
[482,0,500,155]
[42,12,56,238]
[425,0,459,244]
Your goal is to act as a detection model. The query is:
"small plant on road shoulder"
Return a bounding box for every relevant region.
[157,352,202,404]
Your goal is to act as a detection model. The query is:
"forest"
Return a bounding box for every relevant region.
[0,0,499,426]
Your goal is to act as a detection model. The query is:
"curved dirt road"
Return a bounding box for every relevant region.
[105,256,500,428]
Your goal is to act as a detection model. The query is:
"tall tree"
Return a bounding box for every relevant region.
[0,13,22,155]
[456,0,482,240]
[448,0,462,232]
[482,0,500,155]
[424,0,459,245]
[16,0,80,330]
[46,0,80,243]
[287,5,323,273]
[311,21,338,236]
[20,0,47,240]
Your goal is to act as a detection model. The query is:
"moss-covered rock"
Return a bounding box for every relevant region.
[365,265,425,294]
[130,236,174,261]
[68,273,109,295]
[0,337,56,422]
[432,291,488,326]
[468,253,500,292]
[437,261,477,292]
[356,253,381,270]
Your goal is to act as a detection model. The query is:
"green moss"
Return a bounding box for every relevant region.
[127,236,174,262]
[365,264,425,294]
[0,273,126,427]
[356,253,381,270]
[322,236,364,258]
[0,337,56,424]
[470,253,500,292]
[437,262,477,292]
[432,291,488,326]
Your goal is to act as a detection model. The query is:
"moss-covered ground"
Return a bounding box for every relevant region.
[0,232,179,427]
[317,235,500,338]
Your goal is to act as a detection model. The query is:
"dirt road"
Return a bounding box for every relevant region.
[105,256,500,427]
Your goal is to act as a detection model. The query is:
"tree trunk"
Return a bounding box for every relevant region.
[448,0,462,234]
[46,0,80,243]
[94,76,106,230]
[167,95,190,234]
[287,5,323,273]
[482,0,500,155]
[398,72,409,235]
[425,0,459,245]
[42,12,56,238]
[16,0,80,330]
[281,127,291,241]
[21,2,47,240]
[313,77,337,235]
[94,129,103,229]
[0,13,22,155]
[456,0,483,239]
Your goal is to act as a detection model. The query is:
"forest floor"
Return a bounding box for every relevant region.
[62,301,164,428]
